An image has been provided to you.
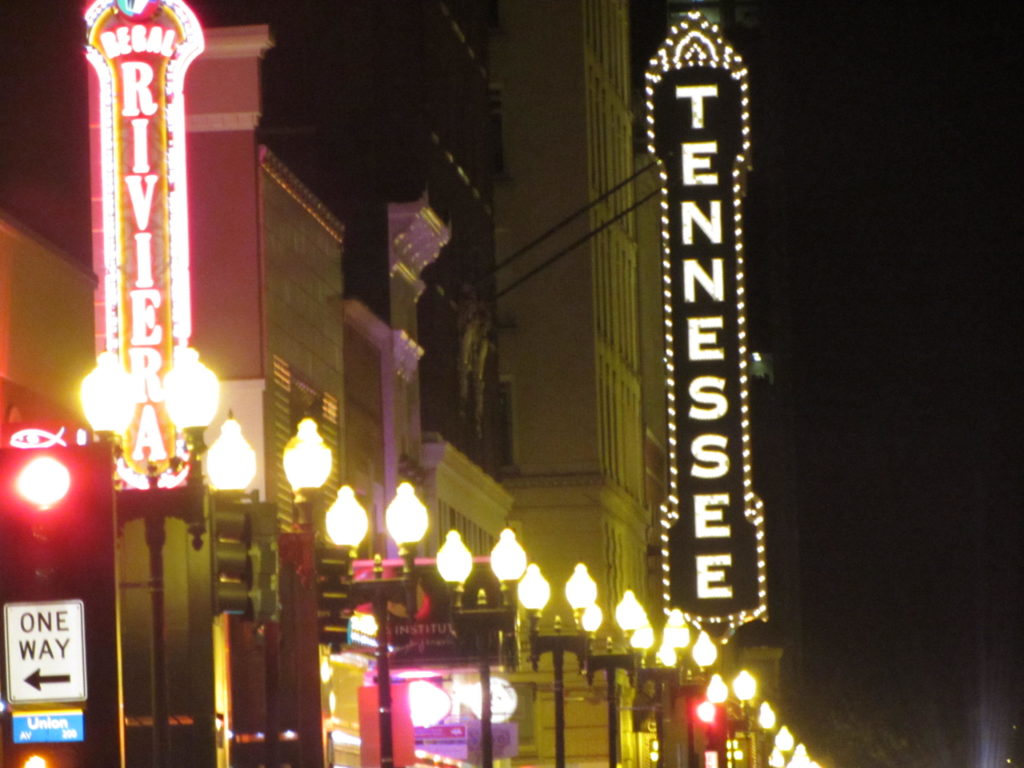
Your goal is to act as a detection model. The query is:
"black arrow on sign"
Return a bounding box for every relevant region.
[25,669,71,690]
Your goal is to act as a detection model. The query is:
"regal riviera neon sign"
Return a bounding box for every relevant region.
[646,12,767,631]
[85,0,203,484]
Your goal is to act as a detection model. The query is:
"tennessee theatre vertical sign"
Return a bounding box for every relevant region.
[647,13,767,632]
[85,0,203,486]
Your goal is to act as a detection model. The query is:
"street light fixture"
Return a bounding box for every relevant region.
[163,346,220,433]
[324,485,370,550]
[614,589,646,633]
[437,526,527,768]
[490,528,528,582]
[706,673,728,705]
[654,609,690,669]
[691,629,719,669]
[721,669,759,768]
[596,596,704,768]
[436,530,474,584]
[585,590,653,768]
[789,743,810,768]
[519,562,595,768]
[80,350,134,432]
[580,602,603,634]
[385,482,430,556]
[206,417,257,491]
[519,563,551,612]
[282,417,333,514]
[315,481,428,768]
[775,724,795,752]
[565,563,598,613]
[662,609,691,650]
[81,345,225,768]
[732,670,757,704]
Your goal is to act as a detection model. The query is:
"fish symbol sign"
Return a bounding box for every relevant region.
[8,427,68,450]
[4,601,87,704]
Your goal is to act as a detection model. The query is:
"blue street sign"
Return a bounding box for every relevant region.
[12,710,85,743]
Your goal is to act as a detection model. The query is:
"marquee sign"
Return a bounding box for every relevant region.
[85,0,204,483]
[646,13,766,630]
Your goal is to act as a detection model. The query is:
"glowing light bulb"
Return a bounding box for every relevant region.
[16,456,71,510]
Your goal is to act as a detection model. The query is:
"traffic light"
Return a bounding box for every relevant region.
[315,544,351,649]
[208,491,278,621]
[249,501,279,623]
[0,442,122,768]
[0,443,115,600]
[690,697,726,762]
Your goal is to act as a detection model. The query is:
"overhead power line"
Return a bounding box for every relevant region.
[495,186,661,299]
[482,160,659,286]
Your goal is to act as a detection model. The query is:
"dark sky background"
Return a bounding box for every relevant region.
[740,3,1022,766]
[2,2,1022,767]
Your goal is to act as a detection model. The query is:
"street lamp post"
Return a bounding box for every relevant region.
[751,700,777,768]
[319,481,428,768]
[580,588,653,768]
[436,527,527,768]
[730,669,758,767]
[585,640,635,768]
[82,346,222,768]
[518,563,601,768]
[278,416,336,768]
[608,600,695,768]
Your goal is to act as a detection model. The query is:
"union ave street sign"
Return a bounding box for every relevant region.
[4,600,87,703]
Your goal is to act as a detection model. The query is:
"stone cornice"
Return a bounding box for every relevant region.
[392,330,424,382]
[260,148,344,243]
[388,197,450,295]
[202,25,273,60]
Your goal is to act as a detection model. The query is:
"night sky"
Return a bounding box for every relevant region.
[2,3,1022,767]
[754,3,1022,766]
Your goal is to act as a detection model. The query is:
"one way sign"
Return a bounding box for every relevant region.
[4,600,87,703]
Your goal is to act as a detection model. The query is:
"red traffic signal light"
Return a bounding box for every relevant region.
[696,698,719,725]
[14,455,72,510]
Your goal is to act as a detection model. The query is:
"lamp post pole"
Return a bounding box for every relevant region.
[585,648,636,768]
[526,623,587,768]
[341,550,415,768]
[134,434,213,768]
[639,666,680,768]
[478,634,494,768]
[436,528,527,768]
[601,598,701,768]
[604,669,616,768]
[325,549,414,768]
[144,507,171,768]
[374,584,396,768]
[318,481,429,768]
[730,671,758,768]
[519,563,600,768]
[83,347,222,768]
[553,640,567,768]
